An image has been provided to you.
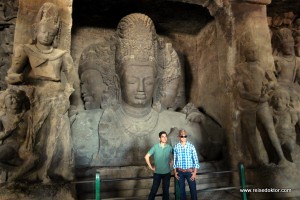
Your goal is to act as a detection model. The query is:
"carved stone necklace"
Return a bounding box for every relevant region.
[35,44,54,54]
[282,55,295,63]
[115,105,159,137]
[273,108,289,116]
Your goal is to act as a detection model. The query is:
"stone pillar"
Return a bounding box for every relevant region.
[231,0,274,73]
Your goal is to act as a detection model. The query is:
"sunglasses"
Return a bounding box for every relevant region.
[180,135,187,138]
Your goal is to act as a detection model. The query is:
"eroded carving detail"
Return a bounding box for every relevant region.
[234,44,289,166]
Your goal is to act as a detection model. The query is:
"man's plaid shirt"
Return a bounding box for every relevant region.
[173,141,200,169]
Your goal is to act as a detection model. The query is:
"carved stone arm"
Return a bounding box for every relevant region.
[181,102,205,123]
[237,82,262,103]
[62,52,84,116]
[0,120,12,141]
[6,45,28,84]
[62,53,75,88]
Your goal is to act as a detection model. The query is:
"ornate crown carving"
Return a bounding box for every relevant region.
[34,2,60,31]
[277,28,294,43]
[115,13,157,74]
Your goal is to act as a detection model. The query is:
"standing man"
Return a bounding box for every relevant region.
[173,129,200,200]
[145,131,173,200]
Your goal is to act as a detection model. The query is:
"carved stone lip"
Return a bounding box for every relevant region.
[135,94,146,99]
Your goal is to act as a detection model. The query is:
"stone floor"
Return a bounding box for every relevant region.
[96,190,241,200]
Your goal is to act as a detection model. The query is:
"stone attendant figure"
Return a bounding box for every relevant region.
[274,28,300,90]
[5,2,74,183]
[235,45,288,166]
[271,88,298,162]
[0,89,29,167]
[72,13,207,167]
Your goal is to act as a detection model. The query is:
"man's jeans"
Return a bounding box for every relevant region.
[177,170,197,200]
[148,172,171,200]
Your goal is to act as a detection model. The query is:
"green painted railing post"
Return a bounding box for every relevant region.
[239,163,248,200]
[174,176,180,200]
[95,172,100,200]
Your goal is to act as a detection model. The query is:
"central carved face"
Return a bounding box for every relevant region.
[81,70,107,110]
[120,64,155,108]
[36,24,58,46]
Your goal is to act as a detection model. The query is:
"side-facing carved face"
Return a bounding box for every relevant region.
[81,70,107,110]
[36,23,58,46]
[159,79,180,109]
[4,93,21,111]
[272,92,290,111]
[120,63,155,108]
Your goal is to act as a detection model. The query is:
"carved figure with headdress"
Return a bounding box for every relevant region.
[234,42,290,166]
[155,39,185,111]
[273,28,300,91]
[4,2,75,183]
[78,37,117,110]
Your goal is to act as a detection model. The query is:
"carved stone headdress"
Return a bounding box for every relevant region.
[79,46,115,87]
[79,38,117,102]
[115,13,158,76]
[32,2,60,43]
[276,28,294,44]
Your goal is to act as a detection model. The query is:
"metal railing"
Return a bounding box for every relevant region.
[91,163,248,200]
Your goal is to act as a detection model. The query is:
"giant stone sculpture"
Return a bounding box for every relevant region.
[72,13,223,167]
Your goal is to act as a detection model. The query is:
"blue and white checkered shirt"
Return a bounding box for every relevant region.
[173,141,200,169]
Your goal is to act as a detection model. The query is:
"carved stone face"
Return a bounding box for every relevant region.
[281,41,294,55]
[36,24,57,46]
[4,93,21,111]
[160,79,180,109]
[120,64,155,108]
[81,70,107,110]
[272,93,289,111]
[245,48,258,62]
